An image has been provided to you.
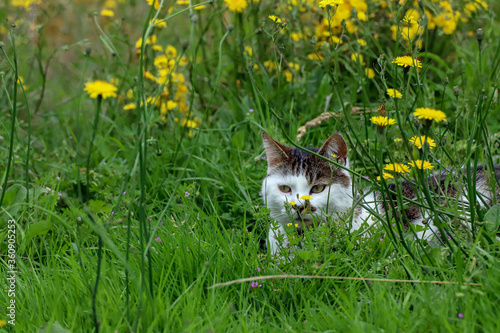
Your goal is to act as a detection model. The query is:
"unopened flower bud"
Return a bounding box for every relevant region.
[413,117,420,129]
[476,28,484,42]
[444,77,449,86]
[453,86,459,97]
[190,14,198,24]
[85,43,92,56]
[227,24,234,32]
[0,41,4,48]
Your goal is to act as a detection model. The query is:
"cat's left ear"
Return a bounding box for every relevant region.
[318,133,348,166]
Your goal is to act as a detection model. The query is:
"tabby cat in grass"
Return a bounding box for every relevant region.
[261,131,500,255]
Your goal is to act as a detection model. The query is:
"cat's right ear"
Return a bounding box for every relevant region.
[262,131,290,167]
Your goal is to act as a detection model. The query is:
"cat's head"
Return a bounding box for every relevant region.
[261,131,353,227]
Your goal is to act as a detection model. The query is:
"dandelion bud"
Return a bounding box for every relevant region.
[444,77,449,86]
[190,14,198,24]
[0,41,4,48]
[92,11,98,17]
[476,28,484,42]
[453,86,459,97]
[442,120,448,127]
[182,40,189,50]
[413,117,420,129]
[227,24,234,32]
[11,24,16,28]
[85,43,92,56]
[310,36,316,46]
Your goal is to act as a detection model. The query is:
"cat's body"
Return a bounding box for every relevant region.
[261,131,500,255]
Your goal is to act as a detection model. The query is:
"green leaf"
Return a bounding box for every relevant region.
[26,220,53,241]
[297,250,320,262]
[1,184,27,220]
[483,203,500,234]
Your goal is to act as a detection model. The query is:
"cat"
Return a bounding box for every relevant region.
[261,131,500,255]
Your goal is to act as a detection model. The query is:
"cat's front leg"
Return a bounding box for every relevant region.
[267,223,289,256]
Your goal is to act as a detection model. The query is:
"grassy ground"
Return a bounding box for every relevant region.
[1,0,500,332]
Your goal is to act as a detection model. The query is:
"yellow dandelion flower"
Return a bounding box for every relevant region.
[357,39,367,46]
[143,71,157,82]
[104,0,117,8]
[307,53,324,61]
[224,0,247,12]
[167,100,178,110]
[394,138,403,142]
[413,107,447,122]
[289,201,296,206]
[268,15,282,23]
[151,18,167,28]
[180,117,200,128]
[146,0,161,10]
[123,103,136,110]
[300,195,313,200]
[365,68,375,79]
[244,45,253,57]
[351,52,363,63]
[287,223,293,227]
[100,9,115,17]
[408,160,433,170]
[409,135,436,149]
[376,172,394,181]
[402,15,416,24]
[319,0,344,8]
[384,163,410,174]
[11,0,41,8]
[392,55,422,68]
[84,80,117,99]
[291,32,304,41]
[387,88,402,98]
[370,116,396,127]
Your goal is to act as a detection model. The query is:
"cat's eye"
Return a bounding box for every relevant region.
[311,184,326,193]
[278,185,291,193]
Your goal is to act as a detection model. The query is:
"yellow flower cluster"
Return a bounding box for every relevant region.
[252,0,489,85]
[123,30,200,135]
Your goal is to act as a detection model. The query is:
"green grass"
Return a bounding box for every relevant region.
[1,0,500,331]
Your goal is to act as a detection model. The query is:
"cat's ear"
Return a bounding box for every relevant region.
[262,131,290,167]
[318,133,348,166]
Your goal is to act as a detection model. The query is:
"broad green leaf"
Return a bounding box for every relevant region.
[484,203,500,234]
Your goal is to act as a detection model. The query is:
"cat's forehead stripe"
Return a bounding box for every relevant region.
[267,147,349,187]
